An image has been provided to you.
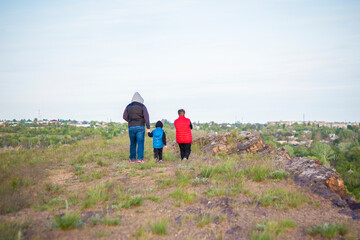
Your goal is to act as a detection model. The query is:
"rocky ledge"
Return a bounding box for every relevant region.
[192,132,360,219]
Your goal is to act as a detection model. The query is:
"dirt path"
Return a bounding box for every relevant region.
[1,138,359,240]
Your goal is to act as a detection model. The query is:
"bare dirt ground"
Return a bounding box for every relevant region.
[1,138,359,240]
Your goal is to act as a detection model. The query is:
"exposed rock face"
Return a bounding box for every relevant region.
[193,133,233,155]
[191,132,360,217]
[325,176,348,197]
[283,157,349,208]
[192,132,269,155]
[237,134,267,154]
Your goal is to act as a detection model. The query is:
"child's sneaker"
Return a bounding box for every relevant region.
[137,160,144,163]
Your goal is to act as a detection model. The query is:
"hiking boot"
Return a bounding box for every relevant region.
[137,160,144,163]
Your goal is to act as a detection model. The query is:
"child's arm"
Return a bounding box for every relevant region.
[162,132,167,146]
[148,131,153,137]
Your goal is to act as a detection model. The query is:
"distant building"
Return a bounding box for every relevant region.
[76,124,91,127]
[267,120,358,129]
[329,134,338,140]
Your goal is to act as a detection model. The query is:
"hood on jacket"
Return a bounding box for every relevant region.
[131,92,144,104]
[153,128,163,137]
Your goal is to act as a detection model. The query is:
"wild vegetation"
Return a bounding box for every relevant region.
[0,121,359,239]
[259,123,360,200]
[0,120,126,148]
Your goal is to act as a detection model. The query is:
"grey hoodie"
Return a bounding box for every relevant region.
[123,92,150,129]
[131,92,144,104]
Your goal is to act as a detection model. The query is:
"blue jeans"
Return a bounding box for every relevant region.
[128,126,145,160]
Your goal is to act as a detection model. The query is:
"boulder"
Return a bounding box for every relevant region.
[237,134,267,154]
[192,132,269,155]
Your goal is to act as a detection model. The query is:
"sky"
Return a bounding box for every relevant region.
[0,0,359,123]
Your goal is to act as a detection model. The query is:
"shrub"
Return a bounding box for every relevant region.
[284,145,294,157]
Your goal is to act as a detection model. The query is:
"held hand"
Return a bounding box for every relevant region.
[164,145,168,149]
[146,129,151,133]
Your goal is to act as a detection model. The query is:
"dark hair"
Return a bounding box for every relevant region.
[155,121,163,128]
[178,109,185,115]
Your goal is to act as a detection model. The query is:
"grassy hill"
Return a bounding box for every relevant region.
[0,129,359,240]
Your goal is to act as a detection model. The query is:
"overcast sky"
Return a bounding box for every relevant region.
[1,0,359,123]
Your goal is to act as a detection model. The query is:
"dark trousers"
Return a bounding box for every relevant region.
[178,143,191,160]
[154,148,163,161]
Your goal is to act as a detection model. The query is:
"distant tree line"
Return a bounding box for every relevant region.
[0,122,127,149]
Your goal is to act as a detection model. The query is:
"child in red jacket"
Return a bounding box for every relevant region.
[174,109,193,160]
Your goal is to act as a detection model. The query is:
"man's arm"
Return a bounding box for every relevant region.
[143,105,150,130]
[123,107,129,122]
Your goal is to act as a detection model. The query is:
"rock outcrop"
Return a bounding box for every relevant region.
[191,132,360,218]
[193,133,232,155]
[236,134,267,154]
[284,157,348,206]
[192,132,269,155]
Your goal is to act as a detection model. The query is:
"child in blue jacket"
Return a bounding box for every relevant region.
[148,121,167,163]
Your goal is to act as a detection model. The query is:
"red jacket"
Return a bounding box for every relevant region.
[174,116,192,143]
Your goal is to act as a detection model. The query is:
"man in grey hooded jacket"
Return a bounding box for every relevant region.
[123,92,150,163]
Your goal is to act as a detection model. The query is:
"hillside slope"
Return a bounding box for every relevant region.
[0,132,359,239]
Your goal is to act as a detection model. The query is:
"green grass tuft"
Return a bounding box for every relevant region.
[251,220,296,240]
[269,169,290,180]
[196,214,214,227]
[243,165,271,182]
[150,219,167,235]
[175,169,193,187]
[257,188,309,209]
[102,215,121,226]
[82,182,111,208]
[0,221,27,240]
[307,223,348,239]
[169,189,197,204]
[205,188,226,197]
[52,213,83,230]
[120,195,144,208]
[156,179,174,189]
[133,159,156,170]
